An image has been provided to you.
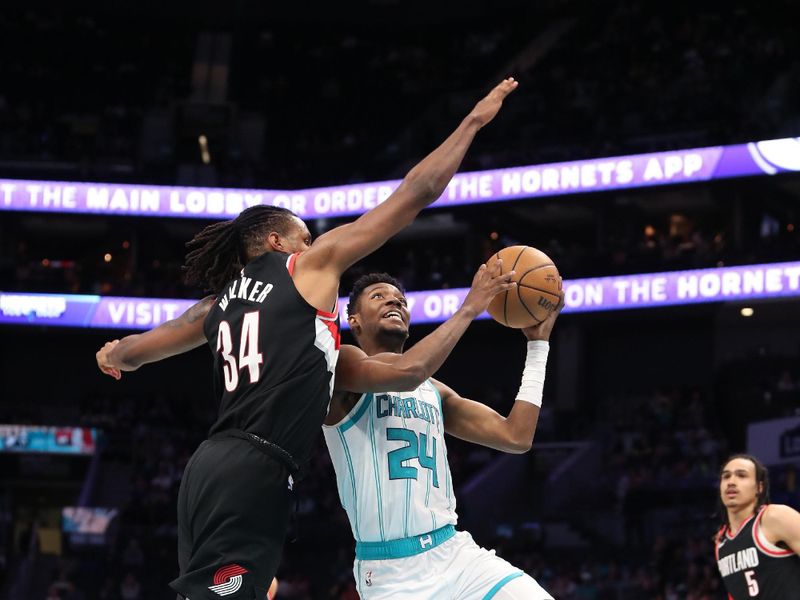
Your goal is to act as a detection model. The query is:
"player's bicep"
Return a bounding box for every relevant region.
[305,183,419,273]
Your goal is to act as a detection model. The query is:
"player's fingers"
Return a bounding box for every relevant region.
[486,258,503,276]
[472,263,487,284]
[493,77,518,96]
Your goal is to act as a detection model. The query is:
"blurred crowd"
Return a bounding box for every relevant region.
[4,201,799,299]
[0,361,794,598]
[0,2,797,187]
[1,1,799,598]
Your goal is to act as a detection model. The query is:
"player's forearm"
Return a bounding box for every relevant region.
[447,402,540,454]
[493,341,550,452]
[391,306,479,387]
[397,115,482,211]
[107,334,147,370]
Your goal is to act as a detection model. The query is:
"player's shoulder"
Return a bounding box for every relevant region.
[339,343,368,360]
[759,503,800,539]
[762,503,800,524]
[429,377,455,400]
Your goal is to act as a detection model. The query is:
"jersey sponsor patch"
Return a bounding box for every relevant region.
[209,564,248,596]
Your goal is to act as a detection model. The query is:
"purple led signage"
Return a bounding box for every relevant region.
[1,138,798,219]
[3,261,799,331]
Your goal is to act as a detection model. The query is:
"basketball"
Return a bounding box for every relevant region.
[487,245,562,328]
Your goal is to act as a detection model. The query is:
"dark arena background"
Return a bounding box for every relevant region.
[1,2,799,599]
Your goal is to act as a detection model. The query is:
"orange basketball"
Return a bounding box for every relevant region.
[486,245,562,328]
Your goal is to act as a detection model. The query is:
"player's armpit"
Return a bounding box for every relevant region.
[437,379,539,454]
[105,295,214,371]
[334,344,425,393]
[761,504,800,554]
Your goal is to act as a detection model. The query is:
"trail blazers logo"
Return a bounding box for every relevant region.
[209,564,248,596]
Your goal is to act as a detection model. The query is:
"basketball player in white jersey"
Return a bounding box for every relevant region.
[325,272,560,599]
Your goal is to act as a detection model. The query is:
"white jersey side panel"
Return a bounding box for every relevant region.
[323,380,457,543]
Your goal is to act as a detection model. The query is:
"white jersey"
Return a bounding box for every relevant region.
[323,380,457,543]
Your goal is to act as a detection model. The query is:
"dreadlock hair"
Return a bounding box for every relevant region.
[183,205,296,293]
[346,272,405,320]
[716,453,771,539]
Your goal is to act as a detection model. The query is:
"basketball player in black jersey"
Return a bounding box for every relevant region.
[716,454,800,599]
[95,79,518,600]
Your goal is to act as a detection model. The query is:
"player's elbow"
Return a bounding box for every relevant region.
[364,363,428,393]
[116,354,143,371]
[110,344,144,371]
[506,434,533,454]
[508,441,533,454]
[400,173,439,205]
[394,364,429,390]
[378,362,428,391]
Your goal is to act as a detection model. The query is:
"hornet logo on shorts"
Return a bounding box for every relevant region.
[209,564,248,596]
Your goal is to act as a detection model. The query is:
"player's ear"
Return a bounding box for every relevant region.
[348,313,361,336]
[267,231,284,252]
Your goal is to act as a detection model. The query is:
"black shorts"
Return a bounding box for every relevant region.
[170,431,295,600]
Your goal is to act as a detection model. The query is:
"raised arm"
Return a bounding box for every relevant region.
[96,296,215,379]
[439,306,561,453]
[293,78,518,310]
[334,260,515,393]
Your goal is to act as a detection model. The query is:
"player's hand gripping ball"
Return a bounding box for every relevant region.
[486,246,562,328]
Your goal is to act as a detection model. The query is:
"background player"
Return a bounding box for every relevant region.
[324,272,561,599]
[95,79,519,599]
[716,454,800,599]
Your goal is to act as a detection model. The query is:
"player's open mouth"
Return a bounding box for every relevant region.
[383,311,404,323]
[725,489,737,497]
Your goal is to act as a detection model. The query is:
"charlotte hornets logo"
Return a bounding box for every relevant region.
[209,564,248,596]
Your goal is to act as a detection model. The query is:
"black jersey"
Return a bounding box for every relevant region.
[204,251,340,465]
[716,505,800,599]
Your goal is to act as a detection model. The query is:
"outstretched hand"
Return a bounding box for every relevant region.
[96,340,122,380]
[461,259,516,318]
[468,78,519,129]
[522,290,565,341]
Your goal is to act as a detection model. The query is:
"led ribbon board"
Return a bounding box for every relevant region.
[0,425,98,455]
[2,261,799,330]
[0,138,798,219]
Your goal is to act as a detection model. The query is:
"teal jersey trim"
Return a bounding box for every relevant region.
[368,406,386,541]
[482,572,524,600]
[424,419,436,530]
[429,380,444,426]
[337,428,360,540]
[340,393,373,433]
[355,524,456,560]
[400,411,411,538]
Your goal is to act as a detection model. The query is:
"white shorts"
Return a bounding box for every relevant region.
[352,531,553,600]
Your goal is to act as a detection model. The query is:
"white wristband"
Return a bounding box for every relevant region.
[516,340,549,407]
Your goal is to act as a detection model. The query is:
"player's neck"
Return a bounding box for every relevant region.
[727,502,758,534]
[361,332,405,356]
